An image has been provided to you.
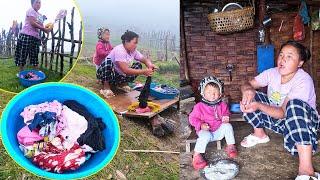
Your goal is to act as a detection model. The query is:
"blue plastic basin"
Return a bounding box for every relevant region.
[150,83,179,99]
[230,103,241,113]
[18,70,46,87]
[1,83,120,179]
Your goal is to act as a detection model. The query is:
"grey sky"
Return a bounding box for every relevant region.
[0,0,82,52]
[77,0,179,36]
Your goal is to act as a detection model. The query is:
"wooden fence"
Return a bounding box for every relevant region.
[139,31,178,61]
[40,7,82,75]
[0,22,21,59]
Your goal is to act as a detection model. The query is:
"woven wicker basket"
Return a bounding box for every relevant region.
[208,7,255,34]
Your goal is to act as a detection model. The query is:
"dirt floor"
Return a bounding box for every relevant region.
[179,99,320,180]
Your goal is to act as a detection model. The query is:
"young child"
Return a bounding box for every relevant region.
[15,0,52,72]
[189,76,237,170]
[93,27,113,70]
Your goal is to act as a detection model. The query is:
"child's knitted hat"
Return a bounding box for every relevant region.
[97,27,109,40]
[198,76,224,106]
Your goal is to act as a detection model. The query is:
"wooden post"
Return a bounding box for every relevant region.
[180,2,190,81]
[40,31,44,68]
[165,34,168,61]
[309,7,314,78]
[60,16,66,76]
[50,29,55,71]
[55,21,61,72]
[44,33,48,68]
[69,7,75,70]
[258,0,265,26]
[77,21,82,57]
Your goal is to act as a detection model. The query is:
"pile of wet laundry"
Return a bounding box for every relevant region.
[17,100,106,173]
[152,84,179,94]
[20,72,41,80]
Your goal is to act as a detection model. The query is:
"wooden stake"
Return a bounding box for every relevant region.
[60,16,66,76]
[55,21,61,72]
[50,29,54,70]
[124,149,179,154]
[69,7,75,70]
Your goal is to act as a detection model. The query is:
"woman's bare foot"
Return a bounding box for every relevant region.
[100,89,115,98]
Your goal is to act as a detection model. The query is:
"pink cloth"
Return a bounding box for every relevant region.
[106,44,144,75]
[20,8,44,39]
[93,40,113,66]
[255,67,316,109]
[17,126,44,146]
[189,102,230,133]
[20,100,63,124]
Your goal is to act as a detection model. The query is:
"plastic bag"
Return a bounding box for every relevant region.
[293,14,305,41]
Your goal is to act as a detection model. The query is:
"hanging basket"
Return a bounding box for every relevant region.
[208,7,255,34]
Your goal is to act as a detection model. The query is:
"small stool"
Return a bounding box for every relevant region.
[185,139,222,153]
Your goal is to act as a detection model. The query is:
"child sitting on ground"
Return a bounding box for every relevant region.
[93,27,113,70]
[189,76,237,170]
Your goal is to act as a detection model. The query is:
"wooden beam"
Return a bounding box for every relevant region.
[287,1,320,7]
[52,37,81,44]
[180,1,190,81]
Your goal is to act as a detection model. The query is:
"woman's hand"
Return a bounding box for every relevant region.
[240,101,260,113]
[201,123,210,131]
[222,116,230,123]
[142,68,154,77]
[241,88,256,106]
[43,27,52,34]
[147,63,158,71]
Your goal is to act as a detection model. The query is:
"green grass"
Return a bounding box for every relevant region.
[0,59,179,179]
[0,58,68,93]
[135,61,179,88]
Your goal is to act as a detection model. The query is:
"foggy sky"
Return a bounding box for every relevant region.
[77,0,179,36]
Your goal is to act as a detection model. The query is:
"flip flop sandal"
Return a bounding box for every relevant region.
[152,124,165,137]
[240,134,270,148]
[161,120,175,135]
[100,89,115,98]
[295,172,320,180]
[154,115,175,136]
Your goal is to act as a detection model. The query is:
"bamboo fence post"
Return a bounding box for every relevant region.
[77,21,82,57]
[55,21,61,72]
[60,16,66,76]
[69,7,75,70]
[40,31,45,68]
[50,29,55,70]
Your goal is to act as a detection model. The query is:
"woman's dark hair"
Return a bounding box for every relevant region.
[31,0,37,5]
[280,40,311,62]
[121,30,139,44]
